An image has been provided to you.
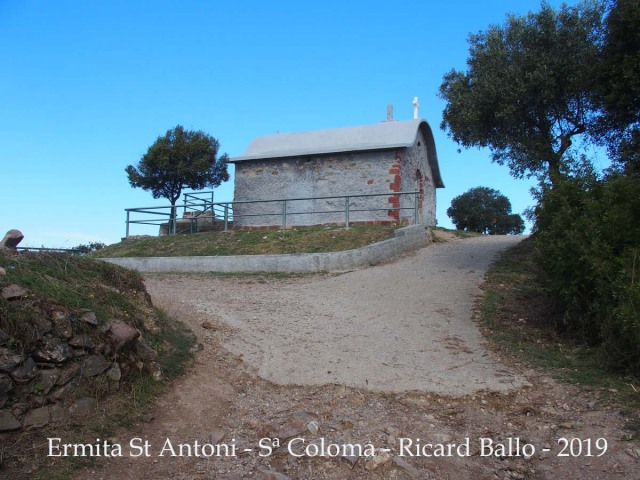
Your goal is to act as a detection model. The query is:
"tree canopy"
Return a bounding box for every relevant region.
[126,125,229,207]
[446,187,525,235]
[439,1,605,185]
[595,0,640,171]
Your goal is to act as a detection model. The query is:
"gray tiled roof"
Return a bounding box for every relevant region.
[230,118,444,188]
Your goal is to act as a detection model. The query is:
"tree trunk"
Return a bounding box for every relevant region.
[547,157,562,187]
[170,200,178,235]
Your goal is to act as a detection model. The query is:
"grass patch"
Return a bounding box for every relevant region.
[480,237,640,432]
[93,225,400,258]
[0,250,151,355]
[430,226,483,242]
[0,249,196,478]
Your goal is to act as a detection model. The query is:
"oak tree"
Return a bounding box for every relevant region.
[447,187,525,235]
[439,1,605,185]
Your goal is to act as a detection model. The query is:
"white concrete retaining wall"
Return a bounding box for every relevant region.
[100,225,427,273]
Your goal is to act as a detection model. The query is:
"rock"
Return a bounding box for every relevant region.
[68,334,95,350]
[55,363,80,386]
[52,311,73,339]
[1,284,28,300]
[0,347,24,373]
[0,374,13,408]
[23,406,50,428]
[134,339,158,361]
[32,369,59,395]
[257,469,291,480]
[0,409,21,431]
[0,374,13,393]
[80,311,98,326]
[50,376,81,401]
[72,348,88,358]
[275,418,307,440]
[210,429,226,444]
[32,316,52,336]
[10,357,39,383]
[393,457,422,479]
[386,426,402,444]
[365,448,393,471]
[49,404,66,423]
[11,402,29,416]
[104,319,139,352]
[0,267,6,276]
[340,452,359,468]
[106,363,121,381]
[69,397,96,416]
[80,354,111,377]
[202,321,217,330]
[33,337,72,364]
[306,420,319,435]
[0,328,9,345]
[0,229,24,249]
[146,361,164,381]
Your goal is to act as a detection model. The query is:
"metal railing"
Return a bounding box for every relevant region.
[124,191,421,237]
[16,247,82,255]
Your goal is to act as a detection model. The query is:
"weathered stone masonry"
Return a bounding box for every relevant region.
[230,119,443,228]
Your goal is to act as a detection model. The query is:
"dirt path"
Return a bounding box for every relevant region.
[163,235,525,395]
[77,235,639,479]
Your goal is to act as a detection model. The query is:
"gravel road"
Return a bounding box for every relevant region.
[147,234,527,395]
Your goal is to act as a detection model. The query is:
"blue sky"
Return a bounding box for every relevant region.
[0,0,596,247]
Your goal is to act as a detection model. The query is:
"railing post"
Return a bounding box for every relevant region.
[282,200,287,231]
[224,204,229,231]
[126,211,130,237]
[345,196,350,230]
[414,192,419,225]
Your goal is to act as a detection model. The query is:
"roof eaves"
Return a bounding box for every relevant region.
[228,142,413,163]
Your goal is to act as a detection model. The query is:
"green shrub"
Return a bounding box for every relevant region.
[534,170,640,374]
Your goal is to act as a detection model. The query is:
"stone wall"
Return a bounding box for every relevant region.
[398,128,437,225]
[233,141,437,228]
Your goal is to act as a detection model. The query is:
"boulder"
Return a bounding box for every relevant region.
[68,334,95,350]
[55,363,80,386]
[0,328,9,345]
[104,319,139,352]
[23,406,50,429]
[106,363,121,382]
[0,409,21,431]
[49,376,81,402]
[134,339,158,361]
[0,347,24,373]
[33,338,72,364]
[1,284,28,300]
[0,229,24,249]
[52,311,73,339]
[79,310,98,326]
[80,354,111,377]
[31,316,52,337]
[0,374,14,394]
[49,404,66,423]
[10,357,39,383]
[33,369,59,395]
